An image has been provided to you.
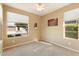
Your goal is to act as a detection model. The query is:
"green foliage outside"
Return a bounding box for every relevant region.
[65,24,78,39]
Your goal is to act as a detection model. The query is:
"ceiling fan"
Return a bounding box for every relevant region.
[35,3,45,11]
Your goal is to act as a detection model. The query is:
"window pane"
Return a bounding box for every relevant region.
[65,31,78,39]
[7,12,29,38]
[65,21,78,39]
[64,8,79,39]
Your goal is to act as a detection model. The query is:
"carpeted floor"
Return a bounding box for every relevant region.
[2,41,79,56]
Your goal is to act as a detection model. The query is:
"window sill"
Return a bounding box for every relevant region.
[64,37,78,40]
[8,35,28,39]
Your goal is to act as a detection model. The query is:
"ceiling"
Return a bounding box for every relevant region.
[5,3,71,16]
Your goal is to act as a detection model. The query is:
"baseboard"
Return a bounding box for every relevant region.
[40,40,79,54]
[3,40,34,50]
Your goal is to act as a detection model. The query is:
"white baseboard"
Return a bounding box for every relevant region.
[3,40,34,50]
[40,40,79,54]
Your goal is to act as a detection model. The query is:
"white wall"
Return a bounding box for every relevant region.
[41,4,79,52]
[3,4,41,48]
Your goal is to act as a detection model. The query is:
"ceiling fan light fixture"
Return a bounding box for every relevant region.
[35,3,45,11]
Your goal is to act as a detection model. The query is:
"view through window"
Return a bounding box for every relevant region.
[64,8,79,39]
[65,19,78,39]
[7,12,29,38]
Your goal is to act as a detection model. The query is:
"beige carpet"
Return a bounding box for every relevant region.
[2,41,79,56]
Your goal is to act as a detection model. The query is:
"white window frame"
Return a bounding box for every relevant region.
[63,20,78,40]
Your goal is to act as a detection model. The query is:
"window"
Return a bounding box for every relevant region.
[7,12,29,38]
[65,20,78,39]
[64,8,79,39]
